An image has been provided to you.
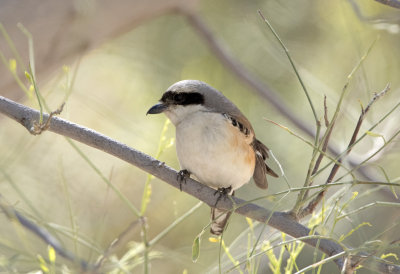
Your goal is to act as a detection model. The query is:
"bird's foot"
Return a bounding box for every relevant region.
[213,186,232,207]
[177,169,191,191]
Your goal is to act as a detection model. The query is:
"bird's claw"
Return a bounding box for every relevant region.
[213,186,232,207]
[177,169,191,191]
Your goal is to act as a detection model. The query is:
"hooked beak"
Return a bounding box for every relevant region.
[146,102,168,115]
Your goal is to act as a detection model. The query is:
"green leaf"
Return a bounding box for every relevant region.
[192,234,201,262]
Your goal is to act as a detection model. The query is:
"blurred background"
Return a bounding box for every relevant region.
[0,0,400,273]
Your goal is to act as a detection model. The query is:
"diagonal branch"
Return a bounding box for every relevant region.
[375,0,400,9]
[0,195,89,269]
[1,95,399,273]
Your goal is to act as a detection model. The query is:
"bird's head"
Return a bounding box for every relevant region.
[147,80,244,125]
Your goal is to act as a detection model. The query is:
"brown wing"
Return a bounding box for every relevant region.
[222,113,278,189]
[223,113,255,142]
[252,139,278,189]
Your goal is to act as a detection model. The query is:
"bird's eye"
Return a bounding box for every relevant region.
[173,93,185,103]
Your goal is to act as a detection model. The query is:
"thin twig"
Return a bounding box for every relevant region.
[323,95,329,127]
[293,38,379,215]
[299,84,391,218]
[31,102,65,135]
[300,119,335,204]
[0,195,89,270]
[94,218,144,270]
[258,10,318,123]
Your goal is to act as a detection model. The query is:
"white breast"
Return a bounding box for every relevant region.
[175,111,255,190]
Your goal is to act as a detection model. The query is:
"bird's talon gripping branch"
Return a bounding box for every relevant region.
[177,169,191,191]
[213,186,232,207]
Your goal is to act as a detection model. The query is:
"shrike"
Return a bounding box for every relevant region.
[147,80,278,235]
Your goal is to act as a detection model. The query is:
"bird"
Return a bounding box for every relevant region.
[147,80,278,235]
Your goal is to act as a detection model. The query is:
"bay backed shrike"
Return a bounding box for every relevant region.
[147,80,278,235]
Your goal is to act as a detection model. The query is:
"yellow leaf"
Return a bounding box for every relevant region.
[366,131,383,138]
[246,217,253,230]
[381,253,399,261]
[25,71,33,83]
[37,254,49,273]
[48,245,56,263]
[208,236,220,243]
[9,59,16,73]
[62,65,70,73]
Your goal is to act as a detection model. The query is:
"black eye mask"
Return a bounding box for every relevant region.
[161,91,204,106]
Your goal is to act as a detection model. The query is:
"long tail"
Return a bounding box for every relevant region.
[210,191,235,235]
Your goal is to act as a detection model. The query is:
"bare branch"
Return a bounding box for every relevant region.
[299,84,391,218]
[375,0,400,9]
[0,195,89,269]
[1,96,400,272]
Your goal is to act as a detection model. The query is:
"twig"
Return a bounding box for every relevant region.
[299,123,335,207]
[31,102,65,135]
[258,10,318,124]
[324,95,329,127]
[0,195,89,270]
[298,84,391,218]
[94,218,144,270]
[1,96,400,273]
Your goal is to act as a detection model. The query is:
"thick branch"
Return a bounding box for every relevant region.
[1,96,400,273]
[375,0,400,9]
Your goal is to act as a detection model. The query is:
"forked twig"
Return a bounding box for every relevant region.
[298,84,391,218]
[30,102,65,135]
